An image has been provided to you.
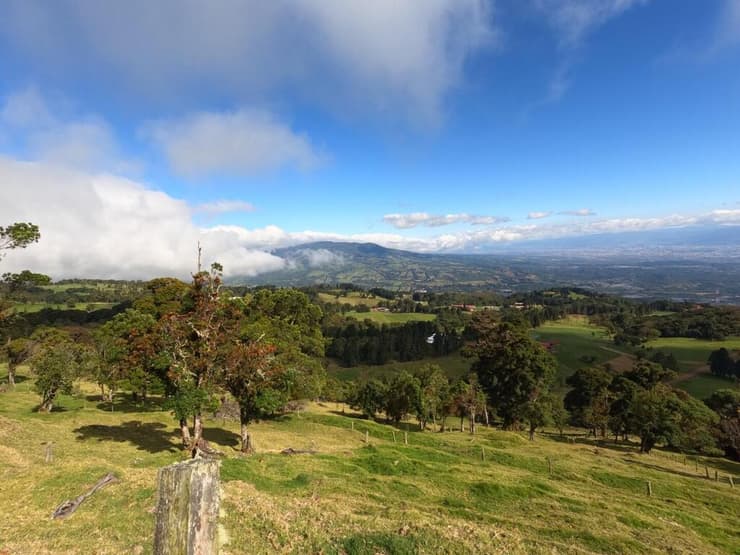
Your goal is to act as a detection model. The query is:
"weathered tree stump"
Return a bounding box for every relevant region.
[154,458,220,555]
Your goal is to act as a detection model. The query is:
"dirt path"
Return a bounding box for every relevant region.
[672,364,710,383]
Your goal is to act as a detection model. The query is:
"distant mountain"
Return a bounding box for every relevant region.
[232,237,740,304]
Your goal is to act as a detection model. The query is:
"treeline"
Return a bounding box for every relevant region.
[708,348,740,379]
[324,319,462,366]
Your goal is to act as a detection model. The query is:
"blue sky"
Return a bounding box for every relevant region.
[0,0,738,278]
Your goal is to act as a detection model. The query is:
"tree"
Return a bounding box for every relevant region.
[29,330,94,412]
[222,340,281,453]
[414,364,448,431]
[523,394,553,440]
[549,395,569,437]
[93,308,158,408]
[467,318,556,428]
[160,264,235,456]
[705,389,740,460]
[0,223,40,259]
[630,384,677,453]
[708,348,736,379]
[5,337,31,387]
[351,379,387,419]
[564,366,612,430]
[383,371,421,424]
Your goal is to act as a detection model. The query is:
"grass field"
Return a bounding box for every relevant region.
[676,374,739,400]
[327,354,471,382]
[317,292,381,307]
[1,365,738,554]
[531,316,628,386]
[645,337,740,372]
[10,302,116,313]
[345,311,436,324]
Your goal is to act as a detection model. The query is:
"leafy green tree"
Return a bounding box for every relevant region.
[564,366,612,429]
[4,337,31,387]
[668,390,719,455]
[608,375,640,441]
[467,318,556,428]
[708,348,736,379]
[549,395,569,436]
[383,371,421,424]
[159,264,236,456]
[93,308,158,408]
[414,364,448,431]
[222,341,283,453]
[705,389,740,460]
[0,223,40,259]
[630,384,677,453]
[523,394,553,440]
[351,379,387,419]
[29,330,94,412]
[624,359,675,389]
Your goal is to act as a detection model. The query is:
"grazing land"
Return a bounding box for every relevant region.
[317,292,382,307]
[1,366,738,554]
[644,337,740,373]
[530,316,627,385]
[345,311,436,325]
[326,354,471,382]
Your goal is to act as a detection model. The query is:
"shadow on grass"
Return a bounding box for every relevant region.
[541,432,640,455]
[87,394,165,413]
[74,420,180,453]
[203,427,241,449]
[622,457,726,481]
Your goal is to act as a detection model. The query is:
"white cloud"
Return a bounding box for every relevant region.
[193,200,255,216]
[1,156,736,280]
[0,0,495,124]
[527,211,552,219]
[0,158,285,279]
[144,110,325,177]
[532,0,650,102]
[560,208,596,216]
[0,87,134,173]
[383,212,507,229]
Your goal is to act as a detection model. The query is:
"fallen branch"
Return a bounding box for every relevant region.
[280,447,318,455]
[51,472,119,519]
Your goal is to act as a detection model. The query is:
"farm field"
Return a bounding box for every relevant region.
[344,311,436,324]
[644,337,740,372]
[317,292,382,307]
[1,366,738,554]
[530,316,628,386]
[676,374,738,400]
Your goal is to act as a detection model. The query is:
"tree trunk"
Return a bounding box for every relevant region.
[484,406,489,427]
[240,420,254,454]
[439,415,446,433]
[529,425,535,441]
[153,458,220,555]
[460,415,464,432]
[190,413,204,458]
[179,418,191,449]
[7,362,15,388]
[469,410,476,435]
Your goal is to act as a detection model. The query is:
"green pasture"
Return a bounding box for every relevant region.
[645,337,740,372]
[531,317,626,385]
[10,301,116,313]
[317,292,382,307]
[676,374,739,400]
[0,365,738,554]
[345,311,436,324]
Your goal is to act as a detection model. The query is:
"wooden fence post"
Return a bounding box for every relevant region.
[392,431,396,443]
[546,457,552,475]
[44,442,54,464]
[705,466,710,479]
[729,476,735,488]
[646,481,652,497]
[714,470,718,482]
[154,458,220,555]
[481,447,485,461]
[365,431,369,444]
[404,432,408,445]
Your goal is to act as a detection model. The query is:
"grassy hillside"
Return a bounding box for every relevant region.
[1,366,739,554]
[644,337,740,372]
[530,316,630,385]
